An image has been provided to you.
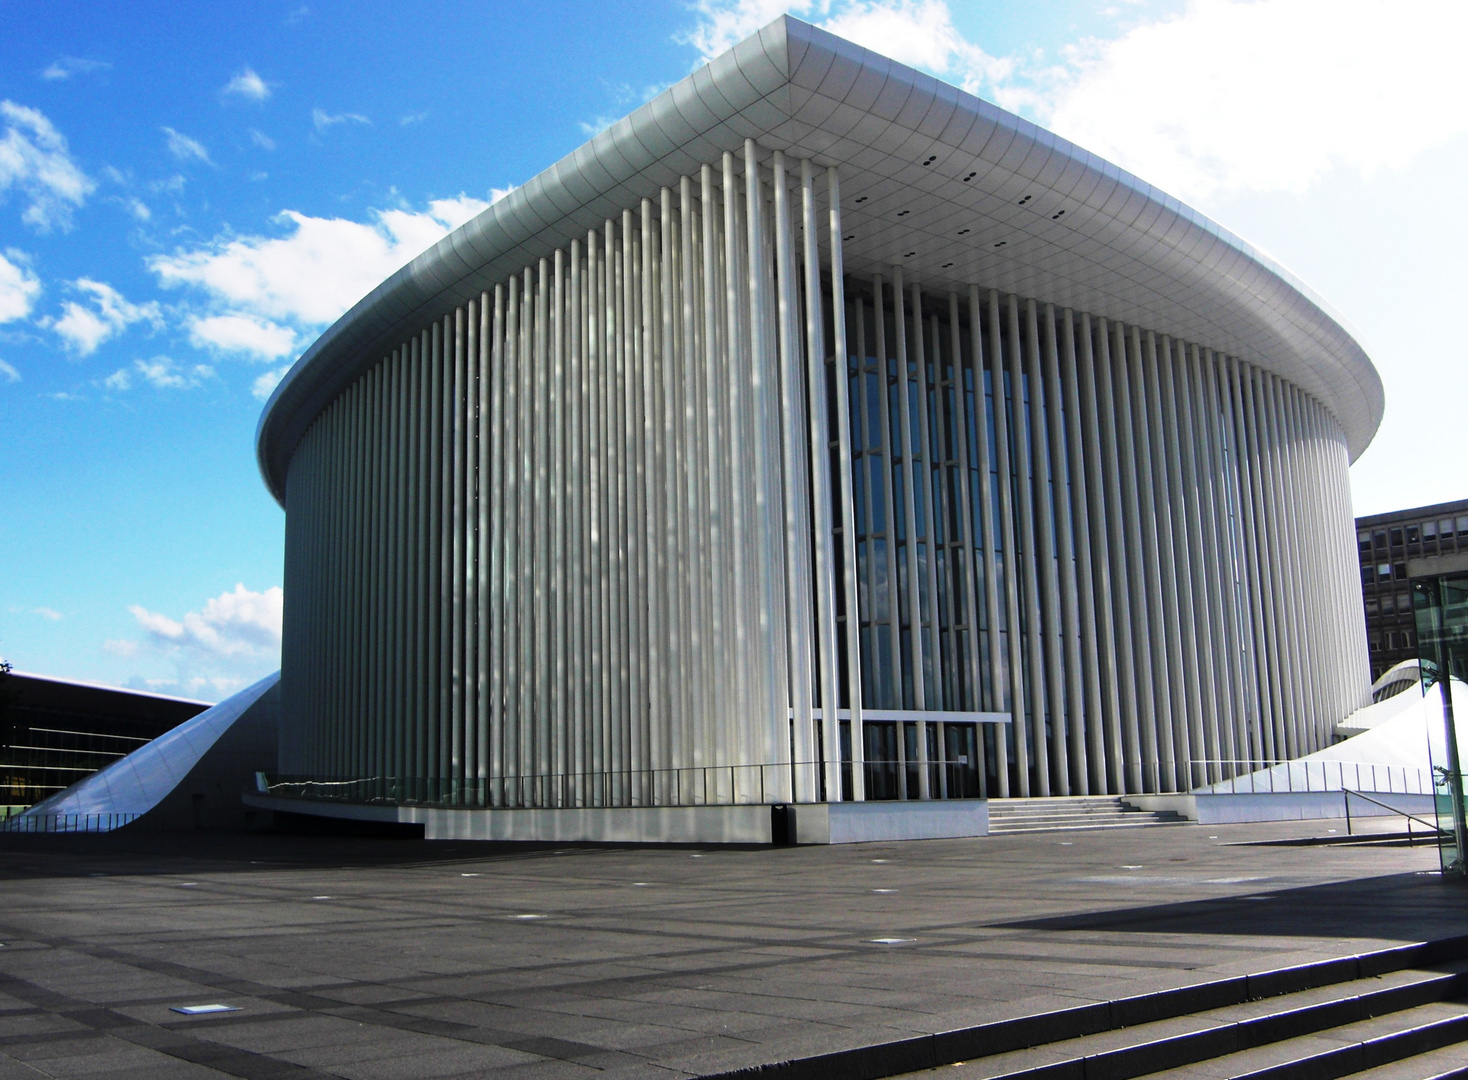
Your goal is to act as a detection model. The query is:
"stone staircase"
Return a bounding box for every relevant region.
[987,795,1188,834]
[895,947,1468,1080]
[704,938,1468,1080]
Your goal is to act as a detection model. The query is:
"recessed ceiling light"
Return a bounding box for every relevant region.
[867,937,915,945]
[171,1004,239,1016]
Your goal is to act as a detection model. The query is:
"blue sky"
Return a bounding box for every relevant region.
[3,0,1465,699]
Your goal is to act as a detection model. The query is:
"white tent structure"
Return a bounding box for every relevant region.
[1196,670,1465,796]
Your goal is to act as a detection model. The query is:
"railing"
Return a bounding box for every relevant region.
[261,758,982,809]
[0,812,143,834]
[1176,758,1437,796]
[1343,788,1446,844]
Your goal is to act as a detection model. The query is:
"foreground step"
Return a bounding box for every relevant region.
[1133,1000,1468,1079]
[927,965,1468,1079]
[1343,1038,1468,1079]
[717,938,1468,1080]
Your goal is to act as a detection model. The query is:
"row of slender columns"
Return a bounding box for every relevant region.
[277,155,1372,803]
[280,147,862,806]
[836,290,1371,797]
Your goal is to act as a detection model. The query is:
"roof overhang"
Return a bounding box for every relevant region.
[257,15,1383,505]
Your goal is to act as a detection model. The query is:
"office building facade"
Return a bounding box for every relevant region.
[1358,498,1468,681]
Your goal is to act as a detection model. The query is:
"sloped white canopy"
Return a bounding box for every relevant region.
[13,672,279,828]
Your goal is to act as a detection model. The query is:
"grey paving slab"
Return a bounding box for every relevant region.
[0,820,1462,1079]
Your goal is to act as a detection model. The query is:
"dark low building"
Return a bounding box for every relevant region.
[1357,498,1468,680]
[0,672,209,810]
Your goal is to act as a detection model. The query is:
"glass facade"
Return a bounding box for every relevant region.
[1410,573,1468,875]
[0,674,207,810]
[1357,498,1468,680]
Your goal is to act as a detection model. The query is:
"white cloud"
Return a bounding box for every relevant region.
[104,356,214,391]
[249,128,276,151]
[312,108,370,133]
[252,364,291,399]
[678,0,806,61]
[8,604,63,620]
[49,278,160,355]
[125,197,150,221]
[821,0,1005,81]
[681,0,1468,205]
[0,358,20,383]
[224,68,273,102]
[0,100,95,231]
[399,111,429,127]
[41,56,110,81]
[118,584,282,699]
[163,126,212,165]
[149,192,506,329]
[0,249,41,322]
[1035,0,1468,202]
[189,312,296,360]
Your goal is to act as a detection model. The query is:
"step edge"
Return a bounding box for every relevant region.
[696,936,1468,1080]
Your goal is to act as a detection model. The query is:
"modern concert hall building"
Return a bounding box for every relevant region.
[248,16,1380,834]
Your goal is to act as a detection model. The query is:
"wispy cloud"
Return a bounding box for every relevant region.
[188,312,296,361]
[252,364,291,400]
[0,100,95,231]
[149,191,509,330]
[102,356,215,391]
[48,278,160,356]
[0,249,41,322]
[0,358,20,383]
[109,584,283,700]
[249,128,276,151]
[312,108,370,133]
[578,82,674,136]
[41,56,110,81]
[399,111,429,127]
[223,68,273,102]
[162,126,212,165]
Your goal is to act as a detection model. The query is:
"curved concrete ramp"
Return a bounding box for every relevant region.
[9,672,280,832]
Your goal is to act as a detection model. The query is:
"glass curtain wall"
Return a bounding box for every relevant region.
[1411,573,1468,875]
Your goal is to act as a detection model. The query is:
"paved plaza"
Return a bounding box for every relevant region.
[0,820,1462,1079]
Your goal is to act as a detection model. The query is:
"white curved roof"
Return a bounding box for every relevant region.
[257,15,1382,503]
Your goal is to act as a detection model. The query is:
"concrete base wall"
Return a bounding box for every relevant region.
[243,794,990,844]
[796,800,989,843]
[1125,792,1437,825]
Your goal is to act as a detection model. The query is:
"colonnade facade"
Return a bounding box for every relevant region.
[276,142,1369,806]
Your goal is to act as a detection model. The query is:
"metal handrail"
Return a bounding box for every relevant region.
[1342,788,1446,842]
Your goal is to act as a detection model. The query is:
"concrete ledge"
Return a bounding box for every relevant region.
[245,793,772,843]
[244,793,991,844]
[1124,791,1437,825]
[796,800,989,844]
